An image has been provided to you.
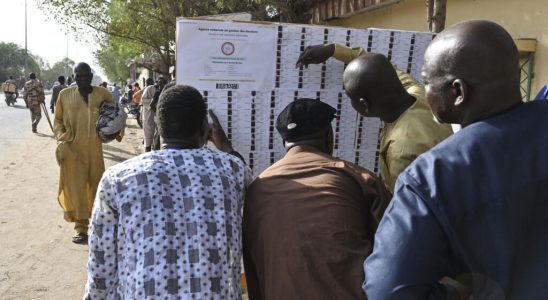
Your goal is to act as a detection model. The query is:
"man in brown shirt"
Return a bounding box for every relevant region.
[243,98,391,300]
[50,75,67,113]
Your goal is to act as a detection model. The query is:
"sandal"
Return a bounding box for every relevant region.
[72,233,88,245]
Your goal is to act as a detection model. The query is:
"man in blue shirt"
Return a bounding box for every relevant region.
[364,20,548,299]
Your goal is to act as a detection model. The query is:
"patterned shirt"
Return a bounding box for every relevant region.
[85,148,252,299]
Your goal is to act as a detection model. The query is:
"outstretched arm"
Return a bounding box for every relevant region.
[208,109,249,164]
[296,43,365,67]
[296,43,423,93]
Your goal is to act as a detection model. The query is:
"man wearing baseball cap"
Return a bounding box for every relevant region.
[243,98,391,299]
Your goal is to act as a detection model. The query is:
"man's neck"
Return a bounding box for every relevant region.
[78,86,93,93]
[78,86,93,103]
[285,140,329,155]
[161,137,202,150]
[461,97,523,127]
[382,93,416,123]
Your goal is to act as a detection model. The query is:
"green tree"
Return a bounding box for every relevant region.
[258,0,320,23]
[0,42,43,81]
[95,35,142,83]
[41,58,75,82]
[38,0,319,80]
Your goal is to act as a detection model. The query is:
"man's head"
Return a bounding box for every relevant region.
[343,53,408,121]
[157,76,167,86]
[146,78,154,86]
[157,85,208,146]
[74,62,93,89]
[276,98,337,155]
[58,76,65,85]
[100,81,108,88]
[9,76,13,80]
[29,73,36,80]
[422,20,521,127]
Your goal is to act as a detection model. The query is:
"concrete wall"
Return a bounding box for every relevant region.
[327,0,547,96]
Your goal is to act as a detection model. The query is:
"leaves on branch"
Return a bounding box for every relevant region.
[38,0,322,81]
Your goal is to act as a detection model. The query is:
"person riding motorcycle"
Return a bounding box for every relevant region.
[2,76,18,106]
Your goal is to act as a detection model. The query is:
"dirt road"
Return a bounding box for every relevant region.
[0,95,144,299]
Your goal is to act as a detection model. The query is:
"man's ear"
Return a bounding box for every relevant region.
[452,79,467,107]
[359,98,371,114]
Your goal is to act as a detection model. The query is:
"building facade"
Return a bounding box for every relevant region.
[311,0,545,100]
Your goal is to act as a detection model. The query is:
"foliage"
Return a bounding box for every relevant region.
[38,0,321,81]
[259,0,321,23]
[95,35,142,84]
[41,57,75,82]
[0,42,42,82]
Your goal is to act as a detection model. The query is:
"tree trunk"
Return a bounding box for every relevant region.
[432,0,447,33]
[426,0,434,31]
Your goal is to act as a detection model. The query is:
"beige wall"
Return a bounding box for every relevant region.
[328,0,547,96]
[135,68,153,89]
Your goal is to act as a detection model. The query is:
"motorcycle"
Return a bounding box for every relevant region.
[2,82,18,106]
[120,95,142,128]
[4,92,18,106]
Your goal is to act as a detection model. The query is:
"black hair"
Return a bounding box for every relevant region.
[29,73,36,79]
[146,78,154,86]
[74,62,91,73]
[157,85,206,139]
[58,76,65,84]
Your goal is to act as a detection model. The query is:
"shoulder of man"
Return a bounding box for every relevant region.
[325,156,385,188]
[211,150,251,178]
[391,98,452,138]
[95,86,113,98]
[58,86,75,97]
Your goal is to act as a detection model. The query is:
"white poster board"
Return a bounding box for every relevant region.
[177,19,277,91]
[176,18,435,175]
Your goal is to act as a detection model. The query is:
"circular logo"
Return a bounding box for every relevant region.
[221,42,235,56]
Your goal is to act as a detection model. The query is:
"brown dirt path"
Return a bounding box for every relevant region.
[0,113,143,300]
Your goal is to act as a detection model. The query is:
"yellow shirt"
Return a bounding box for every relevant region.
[333,44,453,192]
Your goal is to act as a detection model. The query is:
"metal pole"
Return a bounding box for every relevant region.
[66,33,69,76]
[526,53,535,101]
[24,0,28,74]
